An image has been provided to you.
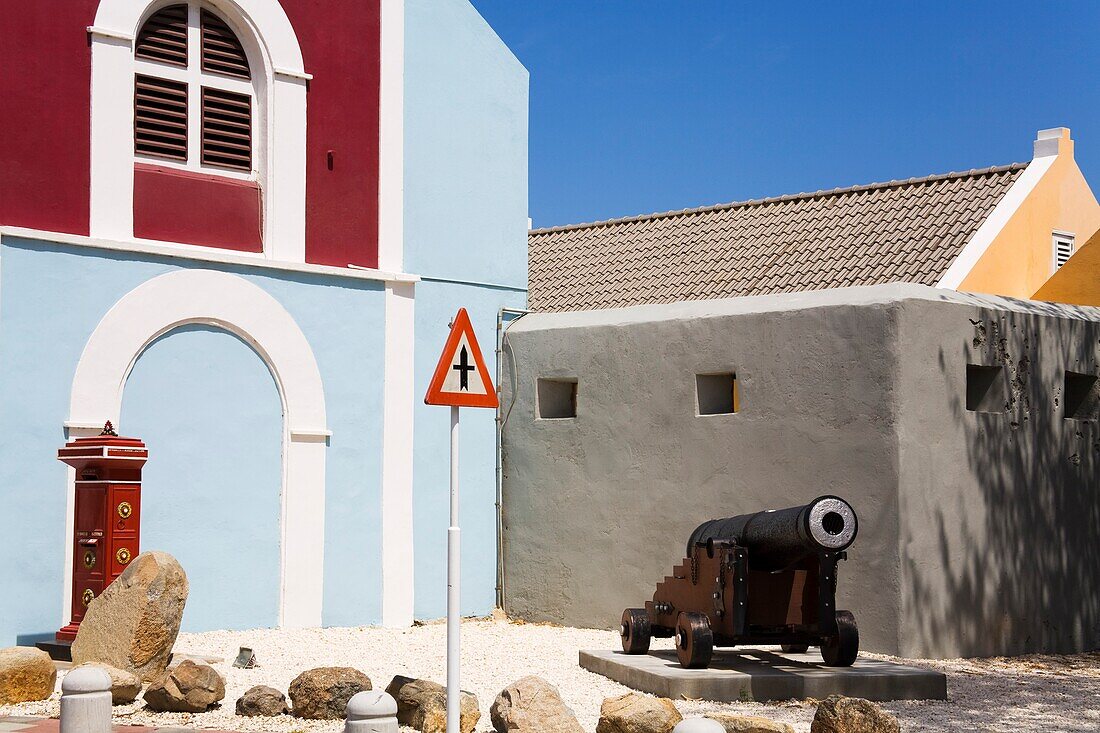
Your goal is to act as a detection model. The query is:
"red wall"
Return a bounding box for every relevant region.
[0,1,98,236]
[0,1,381,268]
[133,165,263,252]
[281,0,381,269]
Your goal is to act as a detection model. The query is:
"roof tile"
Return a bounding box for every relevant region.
[528,164,1027,311]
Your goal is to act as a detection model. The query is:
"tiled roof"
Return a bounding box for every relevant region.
[528,164,1028,312]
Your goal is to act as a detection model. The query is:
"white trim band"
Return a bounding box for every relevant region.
[1,227,419,285]
[380,280,416,627]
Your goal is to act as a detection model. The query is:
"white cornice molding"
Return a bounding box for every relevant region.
[0,226,419,285]
[273,66,313,81]
[86,25,133,42]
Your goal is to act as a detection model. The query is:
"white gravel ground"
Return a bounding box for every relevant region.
[3,618,1098,732]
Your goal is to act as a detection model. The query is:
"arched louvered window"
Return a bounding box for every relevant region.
[134,3,255,174]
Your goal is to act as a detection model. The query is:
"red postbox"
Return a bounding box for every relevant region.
[56,422,147,642]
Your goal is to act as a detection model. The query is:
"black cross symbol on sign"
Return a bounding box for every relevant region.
[453,345,475,391]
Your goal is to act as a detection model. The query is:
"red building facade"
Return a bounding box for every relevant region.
[0,0,382,267]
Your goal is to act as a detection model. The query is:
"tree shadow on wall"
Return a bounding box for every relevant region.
[904,304,1100,658]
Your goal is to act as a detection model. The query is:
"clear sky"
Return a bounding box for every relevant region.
[469,1,1100,230]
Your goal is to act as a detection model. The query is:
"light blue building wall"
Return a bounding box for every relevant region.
[0,239,388,644]
[404,0,529,618]
[123,326,284,632]
[0,0,528,645]
[403,0,529,288]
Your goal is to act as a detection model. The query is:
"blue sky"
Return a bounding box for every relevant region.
[469,1,1100,230]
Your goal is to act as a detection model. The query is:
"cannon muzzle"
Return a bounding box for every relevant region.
[687,495,858,572]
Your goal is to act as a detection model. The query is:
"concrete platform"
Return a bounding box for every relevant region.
[580,649,947,702]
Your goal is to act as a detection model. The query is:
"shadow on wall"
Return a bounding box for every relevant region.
[905,305,1100,656]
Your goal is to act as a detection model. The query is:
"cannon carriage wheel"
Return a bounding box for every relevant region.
[675,612,713,668]
[620,608,651,654]
[820,610,859,666]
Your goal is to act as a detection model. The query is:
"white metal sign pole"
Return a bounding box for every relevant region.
[446,404,460,733]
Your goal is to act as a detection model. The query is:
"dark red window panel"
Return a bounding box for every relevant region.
[135,4,188,67]
[201,9,251,79]
[201,86,252,171]
[134,74,188,161]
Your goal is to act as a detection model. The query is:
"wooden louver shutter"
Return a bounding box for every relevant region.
[201,9,251,79]
[134,74,188,161]
[202,87,252,171]
[135,4,188,66]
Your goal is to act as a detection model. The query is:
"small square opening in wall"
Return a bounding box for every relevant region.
[537,378,577,419]
[966,364,1005,413]
[696,373,739,415]
[1063,371,1100,421]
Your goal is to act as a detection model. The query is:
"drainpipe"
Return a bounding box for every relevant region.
[495,307,528,610]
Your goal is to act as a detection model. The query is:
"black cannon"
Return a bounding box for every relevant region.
[620,495,860,668]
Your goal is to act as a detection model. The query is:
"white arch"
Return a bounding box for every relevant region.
[93,0,306,74]
[89,0,309,261]
[66,269,328,628]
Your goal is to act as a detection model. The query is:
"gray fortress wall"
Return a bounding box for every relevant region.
[499,284,1100,658]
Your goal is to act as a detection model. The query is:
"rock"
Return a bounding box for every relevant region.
[289,667,372,720]
[143,660,225,713]
[236,684,290,717]
[810,696,900,733]
[71,551,189,682]
[597,693,682,733]
[385,675,480,733]
[73,663,142,704]
[706,714,796,733]
[0,647,57,704]
[490,675,584,733]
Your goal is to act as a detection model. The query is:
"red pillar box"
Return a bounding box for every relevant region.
[56,422,147,642]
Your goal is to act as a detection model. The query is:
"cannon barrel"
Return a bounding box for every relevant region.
[687,495,858,572]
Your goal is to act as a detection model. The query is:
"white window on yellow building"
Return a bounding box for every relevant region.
[1053,231,1075,272]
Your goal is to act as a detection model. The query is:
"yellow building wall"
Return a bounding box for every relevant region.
[958,131,1100,300]
[1033,228,1100,306]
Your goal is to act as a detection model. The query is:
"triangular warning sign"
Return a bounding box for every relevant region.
[424,308,498,408]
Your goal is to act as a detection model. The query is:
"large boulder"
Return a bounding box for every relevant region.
[706,714,796,733]
[71,551,188,682]
[810,696,900,733]
[490,675,584,733]
[73,662,142,704]
[143,660,225,713]
[0,647,57,704]
[597,693,682,733]
[385,675,480,733]
[236,685,290,717]
[289,667,372,720]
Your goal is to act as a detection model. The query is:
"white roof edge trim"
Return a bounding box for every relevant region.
[935,155,1056,290]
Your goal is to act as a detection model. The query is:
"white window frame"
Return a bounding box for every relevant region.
[1052,231,1075,273]
[134,2,258,181]
[89,0,311,261]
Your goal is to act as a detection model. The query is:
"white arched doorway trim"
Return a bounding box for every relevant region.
[88,0,309,261]
[66,269,328,628]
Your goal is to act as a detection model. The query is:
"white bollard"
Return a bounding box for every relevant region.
[672,718,726,733]
[60,666,112,733]
[344,690,398,733]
